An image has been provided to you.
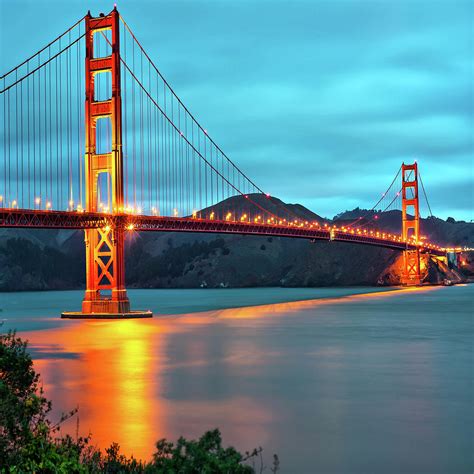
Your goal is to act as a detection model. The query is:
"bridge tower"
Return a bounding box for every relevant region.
[401,162,421,285]
[70,8,149,318]
[81,8,129,314]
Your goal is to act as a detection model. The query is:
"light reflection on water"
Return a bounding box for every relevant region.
[5,285,473,472]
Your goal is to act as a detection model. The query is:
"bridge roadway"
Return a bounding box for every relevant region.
[0,208,445,256]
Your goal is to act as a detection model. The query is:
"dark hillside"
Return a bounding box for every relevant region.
[0,199,472,291]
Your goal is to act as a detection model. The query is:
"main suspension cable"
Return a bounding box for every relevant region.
[346,165,402,228]
[0,15,85,80]
[117,14,304,222]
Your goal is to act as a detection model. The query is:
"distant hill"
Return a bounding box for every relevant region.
[334,209,474,248]
[200,193,327,223]
[0,198,472,291]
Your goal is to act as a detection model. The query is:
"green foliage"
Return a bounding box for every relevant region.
[151,430,253,473]
[0,329,52,466]
[0,331,278,473]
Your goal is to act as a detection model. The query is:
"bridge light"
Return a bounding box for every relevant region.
[69,199,74,208]
[46,201,51,209]
[210,212,215,220]
[192,210,197,218]
[77,205,84,212]
[12,200,17,208]
[173,208,178,217]
[226,212,232,221]
[127,223,135,231]
[104,225,111,232]
[35,197,41,205]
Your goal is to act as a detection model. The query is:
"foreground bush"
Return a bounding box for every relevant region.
[0,331,278,473]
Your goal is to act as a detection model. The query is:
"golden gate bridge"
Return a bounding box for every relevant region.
[0,8,458,318]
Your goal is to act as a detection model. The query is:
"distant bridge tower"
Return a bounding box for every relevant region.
[401,162,421,285]
[81,9,131,316]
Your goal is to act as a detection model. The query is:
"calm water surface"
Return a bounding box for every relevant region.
[1,285,472,473]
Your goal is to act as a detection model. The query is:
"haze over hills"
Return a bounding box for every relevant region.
[0,194,472,291]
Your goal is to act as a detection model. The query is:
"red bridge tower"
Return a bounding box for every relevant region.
[401,162,421,285]
[63,9,150,318]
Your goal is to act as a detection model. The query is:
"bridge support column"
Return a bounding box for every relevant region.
[62,8,150,318]
[403,249,421,286]
[81,226,130,314]
[401,162,421,285]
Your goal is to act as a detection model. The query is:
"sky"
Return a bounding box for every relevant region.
[1,0,473,220]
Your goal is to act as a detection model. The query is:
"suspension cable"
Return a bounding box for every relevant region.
[119,54,284,221]
[117,14,303,222]
[357,169,414,231]
[346,165,402,228]
[0,15,85,80]
[418,172,433,217]
[0,33,86,94]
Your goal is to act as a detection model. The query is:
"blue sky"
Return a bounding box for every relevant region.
[1,0,472,220]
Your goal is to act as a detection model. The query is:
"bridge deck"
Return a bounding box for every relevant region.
[0,209,445,256]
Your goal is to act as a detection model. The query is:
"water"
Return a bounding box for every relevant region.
[1,285,472,473]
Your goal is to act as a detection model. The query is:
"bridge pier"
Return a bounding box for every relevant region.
[402,249,421,286]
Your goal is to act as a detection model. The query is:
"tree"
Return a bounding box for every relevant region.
[151,430,253,473]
